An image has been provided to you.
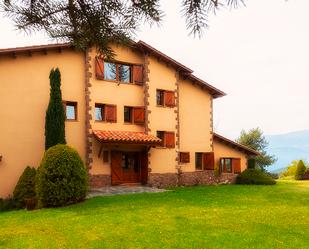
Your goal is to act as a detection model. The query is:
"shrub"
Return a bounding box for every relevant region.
[36,144,88,207]
[303,169,309,180]
[13,166,36,208]
[295,160,306,180]
[236,169,276,185]
[0,198,18,212]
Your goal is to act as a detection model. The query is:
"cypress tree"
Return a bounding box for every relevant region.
[45,68,66,150]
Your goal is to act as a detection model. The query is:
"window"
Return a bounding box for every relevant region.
[220,158,233,173]
[95,58,144,84]
[95,104,105,121]
[156,89,175,107]
[179,152,190,163]
[119,64,131,83]
[94,103,117,122]
[156,90,164,106]
[64,101,77,120]
[124,106,133,123]
[124,106,145,124]
[195,152,215,170]
[195,153,203,170]
[104,62,131,83]
[121,153,139,173]
[156,131,175,148]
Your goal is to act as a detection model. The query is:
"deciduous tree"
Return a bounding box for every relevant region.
[237,128,276,170]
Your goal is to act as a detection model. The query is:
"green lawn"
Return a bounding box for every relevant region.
[0,181,309,249]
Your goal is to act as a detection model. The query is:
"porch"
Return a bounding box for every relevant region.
[92,130,162,186]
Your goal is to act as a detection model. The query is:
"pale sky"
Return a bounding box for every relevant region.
[1,0,308,139]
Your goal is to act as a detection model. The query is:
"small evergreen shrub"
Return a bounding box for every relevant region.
[0,198,18,212]
[295,160,306,180]
[236,169,276,185]
[13,166,36,208]
[36,144,88,207]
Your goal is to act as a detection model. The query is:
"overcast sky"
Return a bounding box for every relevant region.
[1,0,308,139]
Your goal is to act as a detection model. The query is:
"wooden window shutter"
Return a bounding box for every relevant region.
[133,107,145,124]
[164,91,176,107]
[95,57,104,80]
[165,132,175,148]
[203,152,215,170]
[232,158,241,174]
[132,65,144,85]
[105,105,117,122]
[180,152,190,163]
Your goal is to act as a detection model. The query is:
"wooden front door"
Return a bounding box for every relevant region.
[111,151,143,184]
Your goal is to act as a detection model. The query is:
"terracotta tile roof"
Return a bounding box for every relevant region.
[93,130,162,145]
[213,133,260,156]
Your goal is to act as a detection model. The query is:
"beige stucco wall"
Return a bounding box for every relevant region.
[89,44,146,175]
[178,79,213,172]
[213,139,248,172]
[0,50,85,198]
[147,56,178,173]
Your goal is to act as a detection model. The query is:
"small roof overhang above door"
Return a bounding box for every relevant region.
[93,130,162,146]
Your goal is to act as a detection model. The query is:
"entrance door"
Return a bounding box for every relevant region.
[111,151,142,184]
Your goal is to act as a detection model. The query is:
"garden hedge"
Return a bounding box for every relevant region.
[236,168,276,185]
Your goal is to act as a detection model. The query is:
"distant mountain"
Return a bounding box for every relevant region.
[266,130,309,172]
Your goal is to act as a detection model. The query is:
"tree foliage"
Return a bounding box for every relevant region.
[295,160,307,180]
[45,68,66,150]
[2,0,246,58]
[237,128,277,170]
[280,159,308,178]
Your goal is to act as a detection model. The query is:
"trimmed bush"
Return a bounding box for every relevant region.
[13,166,36,208]
[295,160,306,180]
[36,144,88,207]
[236,169,276,185]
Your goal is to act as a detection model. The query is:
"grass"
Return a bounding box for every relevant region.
[0,181,308,249]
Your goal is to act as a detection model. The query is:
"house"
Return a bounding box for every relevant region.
[0,41,259,197]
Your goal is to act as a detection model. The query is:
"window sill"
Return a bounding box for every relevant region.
[65,119,78,122]
[156,105,175,108]
[96,79,143,86]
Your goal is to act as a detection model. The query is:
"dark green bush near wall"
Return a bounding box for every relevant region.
[13,166,36,208]
[36,144,88,207]
[236,169,276,185]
